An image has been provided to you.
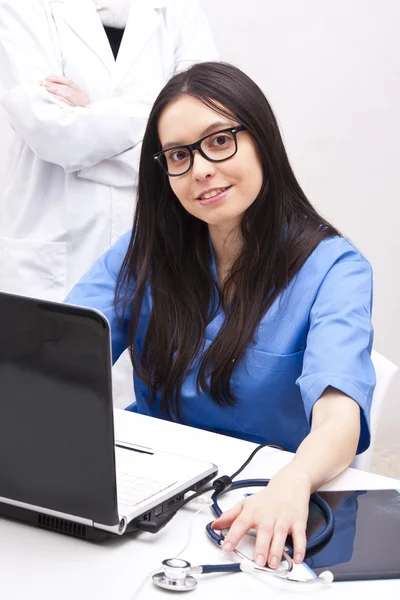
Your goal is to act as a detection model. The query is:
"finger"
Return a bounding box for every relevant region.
[44,75,81,91]
[266,522,289,569]
[42,82,65,95]
[49,94,74,107]
[43,75,69,86]
[221,512,253,554]
[44,83,75,104]
[211,501,244,530]
[290,523,307,564]
[253,523,274,567]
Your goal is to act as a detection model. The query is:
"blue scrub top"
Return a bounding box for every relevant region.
[65,232,375,454]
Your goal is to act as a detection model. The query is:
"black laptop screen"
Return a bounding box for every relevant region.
[0,293,119,526]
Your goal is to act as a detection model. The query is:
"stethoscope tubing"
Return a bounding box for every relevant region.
[201,563,241,574]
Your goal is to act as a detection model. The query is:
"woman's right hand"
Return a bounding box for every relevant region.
[212,464,311,569]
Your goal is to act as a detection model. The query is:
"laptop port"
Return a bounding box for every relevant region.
[142,512,151,521]
[154,505,163,517]
[167,499,175,508]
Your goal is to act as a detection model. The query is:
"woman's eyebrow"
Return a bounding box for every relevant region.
[161,121,233,151]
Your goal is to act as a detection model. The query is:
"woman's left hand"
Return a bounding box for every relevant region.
[211,464,312,569]
[41,76,91,107]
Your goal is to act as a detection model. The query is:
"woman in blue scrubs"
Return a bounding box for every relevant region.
[66,62,375,572]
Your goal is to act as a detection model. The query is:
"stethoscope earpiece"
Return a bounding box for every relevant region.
[318,570,335,584]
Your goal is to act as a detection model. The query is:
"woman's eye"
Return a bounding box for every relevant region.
[169,149,189,162]
[212,135,229,146]
[208,133,234,150]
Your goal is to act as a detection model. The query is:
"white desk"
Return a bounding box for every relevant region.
[1,408,400,600]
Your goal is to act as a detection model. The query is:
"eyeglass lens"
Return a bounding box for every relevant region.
[161,130,237,176]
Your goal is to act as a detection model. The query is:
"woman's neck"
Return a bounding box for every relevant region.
[209,222,242,286]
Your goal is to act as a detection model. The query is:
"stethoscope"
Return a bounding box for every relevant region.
[152,465,335,591]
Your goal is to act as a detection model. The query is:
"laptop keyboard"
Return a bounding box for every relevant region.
[116,470,177,507]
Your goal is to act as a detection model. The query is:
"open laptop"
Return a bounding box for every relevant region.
[0,291,217,541]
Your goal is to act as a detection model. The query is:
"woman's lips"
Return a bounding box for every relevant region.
[197,186,232,206]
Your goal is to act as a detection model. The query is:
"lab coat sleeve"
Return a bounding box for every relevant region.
[64,231,133,365]
[296,254,375,455]
[0,0,147,172]
[77,0,219,187]
[77,147,140,188]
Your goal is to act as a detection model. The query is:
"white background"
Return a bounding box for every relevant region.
[200,0,400,451]
[0,0,399,450]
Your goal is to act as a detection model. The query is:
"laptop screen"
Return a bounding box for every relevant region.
[0,293,119,526]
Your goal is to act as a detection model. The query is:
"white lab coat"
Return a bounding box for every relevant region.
[0,0,218,301]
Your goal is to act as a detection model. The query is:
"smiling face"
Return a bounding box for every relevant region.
[157,95,264,232]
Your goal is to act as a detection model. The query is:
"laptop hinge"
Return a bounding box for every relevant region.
[93,515,128,535]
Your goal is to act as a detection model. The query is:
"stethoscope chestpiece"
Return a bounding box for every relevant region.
[152,558,198,592]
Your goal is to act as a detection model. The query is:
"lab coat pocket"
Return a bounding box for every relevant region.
[0,237,67,301]
[231,348,308,447]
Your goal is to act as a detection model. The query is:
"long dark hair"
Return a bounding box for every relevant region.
[116,61,339,420]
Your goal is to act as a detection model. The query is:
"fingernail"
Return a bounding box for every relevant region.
[295,553,303,563]
[269,555,279,569]
[222,542,232,553]
[256,554,265,566]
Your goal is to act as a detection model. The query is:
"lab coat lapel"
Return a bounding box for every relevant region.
[112,0,165,87]
[56,0,115,75]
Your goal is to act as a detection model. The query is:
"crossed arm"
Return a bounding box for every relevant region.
[0,0,218,184]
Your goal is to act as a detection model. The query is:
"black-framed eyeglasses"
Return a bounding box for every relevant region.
[153,125,247,177]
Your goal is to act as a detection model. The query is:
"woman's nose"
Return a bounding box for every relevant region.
[191,151,216,180]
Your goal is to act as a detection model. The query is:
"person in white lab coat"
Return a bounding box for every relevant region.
[0,0,217,408]
[0,0,218,301]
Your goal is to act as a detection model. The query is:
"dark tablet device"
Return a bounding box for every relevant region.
[305,488,400,582]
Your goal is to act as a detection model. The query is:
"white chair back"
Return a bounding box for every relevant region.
[352,349,398,471]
